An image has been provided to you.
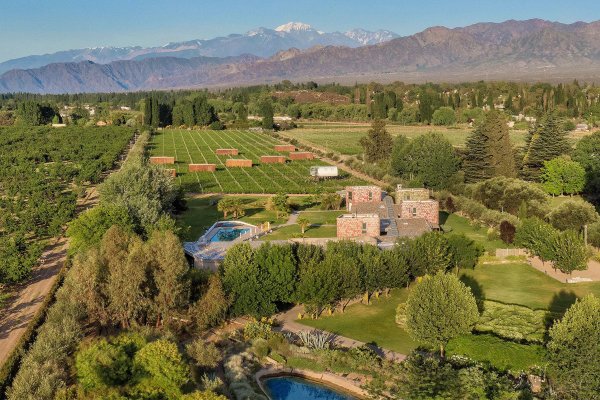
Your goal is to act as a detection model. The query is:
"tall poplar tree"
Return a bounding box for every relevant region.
[143,98,152,126]
[151,96,160,128]
[521,112,571,180]
[463,111,516,182]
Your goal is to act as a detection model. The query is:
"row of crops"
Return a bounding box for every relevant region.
[0,125,135,284]
[150,129,365,194]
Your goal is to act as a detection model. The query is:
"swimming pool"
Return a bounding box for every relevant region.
[263,376,356,400]
[209,226,251,242]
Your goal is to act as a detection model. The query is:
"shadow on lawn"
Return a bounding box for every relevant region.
[545,290,578,327]
[459,274,485,313]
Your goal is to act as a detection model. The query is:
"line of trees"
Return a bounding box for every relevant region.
[221,232,483,318]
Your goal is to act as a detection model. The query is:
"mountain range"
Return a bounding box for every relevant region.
[3,19,600,94]
[0,22,398,75]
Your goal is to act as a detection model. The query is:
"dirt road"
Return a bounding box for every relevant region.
[0,188,99,366]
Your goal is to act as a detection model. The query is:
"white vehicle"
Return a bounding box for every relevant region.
[310,166,339,178]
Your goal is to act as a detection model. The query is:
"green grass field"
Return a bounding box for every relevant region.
[288,122,528,155]
[441,212,508,253]
[298,262,600,370]
[150,129,365,194]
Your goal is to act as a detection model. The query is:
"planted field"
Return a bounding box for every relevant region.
[288,122,529,155]
[150,129,365,194]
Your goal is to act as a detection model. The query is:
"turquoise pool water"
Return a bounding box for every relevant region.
[209,227,250,242]
[263,376,356,400]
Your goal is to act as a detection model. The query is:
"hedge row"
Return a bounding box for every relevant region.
[475,301,547,344]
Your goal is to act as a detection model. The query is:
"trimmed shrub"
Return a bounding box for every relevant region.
[499,221,516,244]
[475,301,546,344]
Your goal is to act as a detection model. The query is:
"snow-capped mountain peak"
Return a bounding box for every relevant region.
[345,28,400,45]
[275,22,314,33]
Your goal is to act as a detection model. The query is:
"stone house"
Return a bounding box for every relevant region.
[336,185,439,240]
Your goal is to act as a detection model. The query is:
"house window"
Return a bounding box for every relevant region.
[361,222,367,234]
[412,207,417,217]
[368,191,373,201]
[404,193,411,200]
[348,191,353,200]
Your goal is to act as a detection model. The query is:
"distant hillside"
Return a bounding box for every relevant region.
[3,19,600,93]
[0,22,398,74]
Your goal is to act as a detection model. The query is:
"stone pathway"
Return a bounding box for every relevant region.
[274,305,407,362]
[529,256,600,283]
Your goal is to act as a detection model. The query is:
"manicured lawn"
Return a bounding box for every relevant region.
[297,210,346,225]
[441,212,507,253]
[299,289,418,355]
[460,263,600,312]
[260,224,337,240]
[297,262,600,370]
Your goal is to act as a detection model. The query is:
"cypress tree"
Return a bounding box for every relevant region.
[463,111,516,182]
[143,97,152,126]
[521,112,571,181]
[151,96,159,128]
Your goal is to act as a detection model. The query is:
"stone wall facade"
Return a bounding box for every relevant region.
[398,200,439,225]
[336,214,380,238]
[346,186,382,211]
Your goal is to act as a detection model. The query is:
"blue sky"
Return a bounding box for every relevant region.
[1,0,599,62]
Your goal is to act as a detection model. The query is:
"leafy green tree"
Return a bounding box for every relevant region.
[463,111,516,182]
[103,227,151,329]
[151,96,160,128]
[132,339,190,399]
[547,200,599,231]
[407,232,452,277]
[405,272,479,357]
[258,95,274,129]
[522,112,571,180]
[390,132,459,189]
[326,241,363,311]
[193,95,217,126]
[255,242,297,304]
[147,230,191,327]
[547,295,600,399]
[191,274,229,331]
[552,230,589,275]
[515,217,559,262]
[447,234,484,270]
[471,176,549,216]
[222,243,274,316]
[431,107,456,125]
[541,157,587,196]
[185,339,222,369]
[360,244,388,302]
[67,204,133,254]
[418,91,434,124]
[572,131,600,193]
[217,197,235,218]
[99,163,179,234]
[233,102,248,121]
[295,253,339,317]
[143,98,152,126]
[359,119,393,163]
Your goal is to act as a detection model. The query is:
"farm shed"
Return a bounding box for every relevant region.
[226,159,253,168]
[274,144,296,152]
[150,156,175,165]
[189,164,217,172]
[289,152,314,160]
[260,156,287,164]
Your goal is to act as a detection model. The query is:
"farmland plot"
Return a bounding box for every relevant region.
[149,129,365,194]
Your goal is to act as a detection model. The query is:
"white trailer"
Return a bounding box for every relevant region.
[310,166,339,178]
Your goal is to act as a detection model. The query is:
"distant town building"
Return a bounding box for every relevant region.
[575,123,589,132]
